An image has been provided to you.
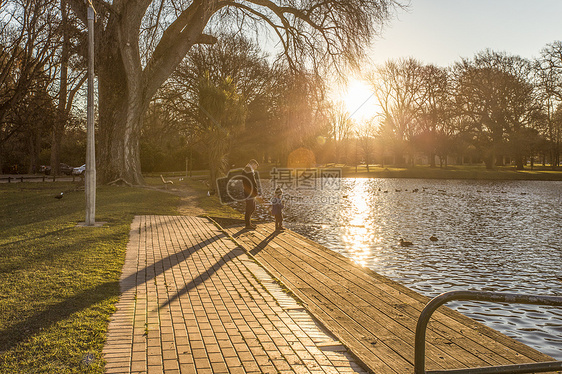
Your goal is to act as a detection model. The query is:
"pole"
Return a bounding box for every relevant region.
[189,147,193,177]
[355,138,358,173]
[85,2,96,226]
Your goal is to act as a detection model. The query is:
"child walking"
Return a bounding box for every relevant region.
[271,187,285,231]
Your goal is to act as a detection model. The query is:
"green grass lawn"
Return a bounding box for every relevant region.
[144,175,244,219]
[339,164,562,180]
[157,164,562,181]
[0,183,180,373]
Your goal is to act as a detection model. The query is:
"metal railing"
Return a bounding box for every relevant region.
[415,290,562,374]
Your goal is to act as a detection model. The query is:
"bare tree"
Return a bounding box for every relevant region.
[0,0,61,172]
[14,85,56,173]
[371,58,425,165]
[49,0,87,175]
[155,35,276,175]
[413,64,454,167]
[273,69,326,163]
[64,0,403,185]
[355,118,377,171]
[536,41,562,167]
[197,74,246,189]
[327,101,354,164]
[452,50,539,169]
[537,41,562,101]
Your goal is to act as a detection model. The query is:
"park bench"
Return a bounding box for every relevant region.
[160,174,173,189]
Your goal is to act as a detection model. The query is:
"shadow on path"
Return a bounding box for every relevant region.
[249,231,279,256]
[119,232,225,294]
[159,246,246,310]
[0,218,224,352]
[225,225,279,257]
[158,219,281,310]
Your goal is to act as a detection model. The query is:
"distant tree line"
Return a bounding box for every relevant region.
[142,42,562,175]
[327,46,562,170]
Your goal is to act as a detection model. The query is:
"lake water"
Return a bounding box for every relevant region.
[239,177,562,360]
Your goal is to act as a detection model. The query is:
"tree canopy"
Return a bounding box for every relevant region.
[63,0,402,184]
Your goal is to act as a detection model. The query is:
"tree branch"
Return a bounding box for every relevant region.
[196,34,218,45]
[220,1,294,68]
[67,73,88,109]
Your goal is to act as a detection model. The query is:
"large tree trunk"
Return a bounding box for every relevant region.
[91,2,214,185]
[484,154,494,169]
[97,41,145,185]
[515,153,524,170]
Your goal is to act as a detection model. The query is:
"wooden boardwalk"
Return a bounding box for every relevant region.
[214,218,556,374]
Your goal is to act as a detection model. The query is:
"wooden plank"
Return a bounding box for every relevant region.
[271,231,532,363]
[239,244,414,373]
[228,225,493,372]
[277,229,553,363]
[211,218,556,373]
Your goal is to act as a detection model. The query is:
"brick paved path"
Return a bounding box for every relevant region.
[103,216,367,374]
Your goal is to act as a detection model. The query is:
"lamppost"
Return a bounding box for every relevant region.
[85,0,96,226]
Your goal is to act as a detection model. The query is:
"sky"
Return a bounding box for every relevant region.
[369,0,562,66]
[341,0,562,121]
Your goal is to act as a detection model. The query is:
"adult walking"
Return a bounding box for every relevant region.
[242,159,260,229]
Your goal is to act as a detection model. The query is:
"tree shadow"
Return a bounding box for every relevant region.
[158,220,281,310]
[0,231,226,352]
[159,246,246,310]
[0,227,73,248]
[119,232,225,294]
[0,281,119,352]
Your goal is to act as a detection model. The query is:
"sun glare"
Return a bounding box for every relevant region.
[341,79,379,121]
[341,180,378,267]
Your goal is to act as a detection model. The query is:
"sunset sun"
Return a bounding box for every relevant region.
[340,79,379,122]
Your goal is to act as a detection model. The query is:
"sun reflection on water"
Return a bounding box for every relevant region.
[340,180,381,267]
